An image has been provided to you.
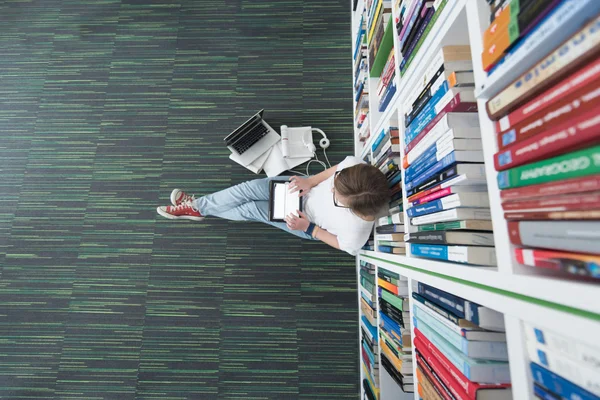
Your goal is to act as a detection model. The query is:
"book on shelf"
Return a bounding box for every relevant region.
[508,220,600,254]
[378,76,396,111]
[362,377,377,400]
[411,185,488,207]
[407,167,489,201]
[406,192,490,218]
[410,207,491,226]
[411,219,494,233]
[377,212,403,226]
[379,287,410,312]
[497,145,600,190]
[402,45,473,114]
[380,355,414,393]
[486,13,600,120]
[413,304,508,360]
[500,174,600,203]
[417,283,505,331]
[401,4,435,64]
[526,340,600,396]
[530,362,597,400]
[523,322,600,374]
[514,248,600,279]
[485,0,600,80]
[405,93,478,154]
[378,277,408,295]
[496,75,600,151]
[412,292,484,331]
[481,1,561,72]
[400,0,449,74]
[404,115,481,168]
[378,240,405,248]
[376,233,405,242]
[493,107,600,172]
[501,192,600,214]
[414,327,511,384]
[416,366,442,400]
[494,57,600,133]
[361,315,378,342]
[405,231,495,247]
[416,357,453,400]
[376,222,404,233]
[414,334,512,399]
[377,245,406,254]
[405,144,484,184]
[405,157,485,193]
[409,243,496,266]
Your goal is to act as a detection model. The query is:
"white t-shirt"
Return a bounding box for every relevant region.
[304,156,374,255]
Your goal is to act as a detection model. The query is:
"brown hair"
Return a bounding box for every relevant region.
[334,164,391,217]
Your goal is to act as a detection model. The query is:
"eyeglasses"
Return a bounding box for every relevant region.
[333,171,350,209]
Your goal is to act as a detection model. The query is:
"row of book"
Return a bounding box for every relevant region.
[360,261,380,399]
[378,268,414,393]
[483,5,600,280]
[395,0,446,75]
[377,50,397,113]
[371,125,406,255]
[412,282,512,400]
[367,0,392,72]
[401,45,496,266]
[354,11,370,135]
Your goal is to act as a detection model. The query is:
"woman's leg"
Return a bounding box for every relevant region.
[193,177,272,216]
[215,200,314,240]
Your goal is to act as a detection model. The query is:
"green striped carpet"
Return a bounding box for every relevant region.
[0,1,359,399]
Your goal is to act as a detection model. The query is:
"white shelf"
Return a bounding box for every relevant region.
[351,1,600,399]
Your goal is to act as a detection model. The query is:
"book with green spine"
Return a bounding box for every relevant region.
[361,276,375,293]
[497,145,600,190]
[400,0,448,75]
[360,268,375,285]
[380,287,407,311]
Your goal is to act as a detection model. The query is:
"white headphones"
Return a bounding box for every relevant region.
[302,127,330,154]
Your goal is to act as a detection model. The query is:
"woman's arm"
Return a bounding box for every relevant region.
[307,164,338,187]
[288,164,338,196]
[312,226,340,250]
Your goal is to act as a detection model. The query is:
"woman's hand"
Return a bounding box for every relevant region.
[285,210,311,232]
[288,176,314,197]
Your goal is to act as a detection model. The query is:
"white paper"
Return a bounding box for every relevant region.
[272,182,300,220]
[281,126,315,159]
[229,146,273,174]
[263,141,311,177]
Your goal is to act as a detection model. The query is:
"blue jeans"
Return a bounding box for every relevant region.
[193,177,315,240]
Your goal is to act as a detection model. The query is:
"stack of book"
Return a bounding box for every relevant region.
[360,261,380,399]
[354,10,369,132]
[363,235,375,252]
[524,322,600,399]
[401,46,496,266]
[368,0,392,69]
[412,282,512,399]
[395,0,448,75]
[371,126,405,255]
[486,13,600,279]
[378,50,397,112]
[378,268,414,393]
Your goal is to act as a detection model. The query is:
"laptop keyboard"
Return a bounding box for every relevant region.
[231,124,269,154]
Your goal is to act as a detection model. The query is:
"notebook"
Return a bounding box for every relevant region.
[269,180,303,222]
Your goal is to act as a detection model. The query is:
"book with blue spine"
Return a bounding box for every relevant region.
[362,315,377,341]
[406,151,470,190]
[388,172,402,186]
[355,81,365,101]
[530,362,598,400]
[410,243,496,266]
[414,317,511,383]
[371,128,387,151]
[380,311,402,337]
[418,283,505,331]
[406,192,490,218]
[405,80,450,141]
[413,302,508,360]
[379,79,397,112]
[362,338,378,366]
[399,0,426,48]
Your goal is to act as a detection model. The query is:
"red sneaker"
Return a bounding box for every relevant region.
[157,201,204,221]
[170,188,195,206]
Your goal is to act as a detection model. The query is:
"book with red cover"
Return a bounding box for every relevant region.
[494,107,600,171]
[414,329,512,399]
[502,192,600,212]
[497,79,600,150]
[404,93,477,154]
[415,340,469,400]
[514,248,600,279]
[494,57,600,132]
[500,175,600,202]
[504,209,600,220]
[416,355,453,400]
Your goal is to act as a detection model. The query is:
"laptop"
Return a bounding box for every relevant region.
[224,109,281,166]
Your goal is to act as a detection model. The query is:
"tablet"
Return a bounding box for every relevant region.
[269,180,303,222]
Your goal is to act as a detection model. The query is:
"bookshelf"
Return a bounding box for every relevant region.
[351,1,600,399]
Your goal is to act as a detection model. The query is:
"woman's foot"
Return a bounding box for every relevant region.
[157,201,204,221]
[170,189,195,206]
